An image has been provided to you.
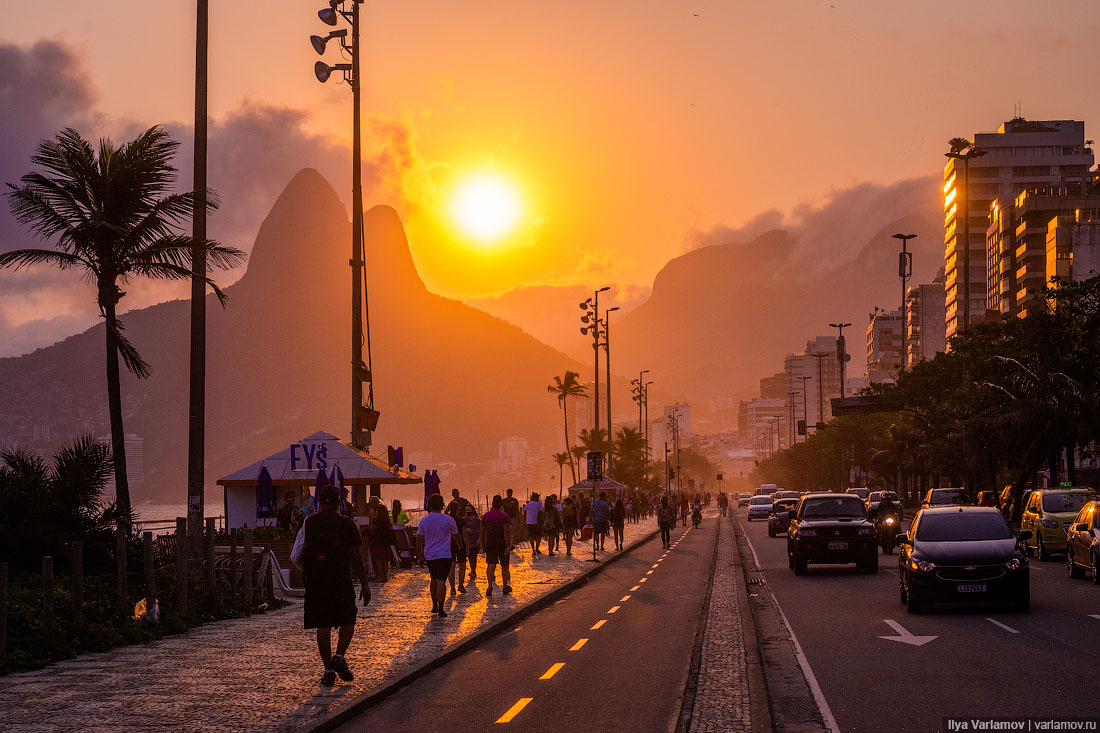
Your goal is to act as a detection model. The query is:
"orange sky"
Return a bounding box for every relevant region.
[4,0,1099,305]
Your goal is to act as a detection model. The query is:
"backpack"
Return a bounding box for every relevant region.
[542,506,559,532]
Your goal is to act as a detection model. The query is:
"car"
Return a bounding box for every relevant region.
[747,495,773,521]
[775,490,801,500]
[896,506,1030,614]
[1065,500,1100,583]
[1020,488,1097,560]
[845,487,871,501]
[737,492,752,507]
[787,493,878,574]
[919,488,975,508]
[768,498,799,537]
[755,483,778,496]
[999,484,1035,521]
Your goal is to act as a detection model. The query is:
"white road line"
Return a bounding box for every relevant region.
[772,600,841,733]
[741,523,763,570]
[986,618,1020,634]
[1090,614,1100,621]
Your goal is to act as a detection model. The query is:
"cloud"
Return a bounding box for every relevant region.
[0,39,427,358]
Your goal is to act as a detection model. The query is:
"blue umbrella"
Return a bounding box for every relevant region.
[256,466,275,523]
[331,465,349,515]
[311,467,327,513]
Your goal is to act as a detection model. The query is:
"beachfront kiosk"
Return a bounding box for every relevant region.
[564,476,627,497]
[217,430,421,530]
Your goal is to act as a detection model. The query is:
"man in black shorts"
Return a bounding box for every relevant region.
[299,485,370,686]
[480,494,513,596]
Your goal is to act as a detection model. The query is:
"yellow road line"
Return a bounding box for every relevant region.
[540,663,565,680]
[630,585,640,591]
[652,564,660,568]
[620,595,631,602]
[608,605,621,613]
[496,698,533,723]
[591,619,607,630]
[569,638,588,651]
[639,578,647,583]
[646,570,654,574]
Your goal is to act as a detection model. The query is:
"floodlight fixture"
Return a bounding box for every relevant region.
[598,286,610,293]
[315,60,350,83]
[318,1,340,26]
[310,29,347,55]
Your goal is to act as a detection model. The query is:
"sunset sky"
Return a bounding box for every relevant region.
[2,0,1098,355]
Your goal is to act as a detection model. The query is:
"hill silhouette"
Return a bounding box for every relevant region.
[0,168,583,501]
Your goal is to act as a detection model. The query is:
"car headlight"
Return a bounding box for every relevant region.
[884,517,895,525]
[1004,557,1024,570]
[908,557,936,572]
[858,528,874,536]
[1040,518,1058,529]
[799,529,816,537]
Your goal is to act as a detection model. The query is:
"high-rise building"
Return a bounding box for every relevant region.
[1047,211,1100,286]
[745,398,785,455]
[943,119,1093,340]
[866,310,904,383]
[759,372,786,401]
[783,335,842,446]
[906,268,946,366]
[497,436,527,473]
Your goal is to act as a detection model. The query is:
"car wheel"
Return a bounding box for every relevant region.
[1038,535,1050,561]
[1024,538,1034,558]
[899,577,908,604]
[793,551,807,575]
[1068,548,1085,579]
[906,587,923,614]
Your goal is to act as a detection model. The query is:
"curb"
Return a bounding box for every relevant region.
[306,525,661,732]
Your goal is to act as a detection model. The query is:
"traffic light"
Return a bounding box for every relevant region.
[668,467,675,480]
[797,420,806,436]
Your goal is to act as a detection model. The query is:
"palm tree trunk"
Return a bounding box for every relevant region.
[103,300,132,532]
[564,405,577,484]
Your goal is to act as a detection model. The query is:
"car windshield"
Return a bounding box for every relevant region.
[1042,492,1093,513]
[868,492,882,502]
[915,512,1014,542]
[846,489,869,499]
[749,497,772,505]
[801,496,866,518]
[931,490,971,504]
[773,501,797,511]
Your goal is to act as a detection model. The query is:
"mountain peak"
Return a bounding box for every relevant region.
[364,204,424,293]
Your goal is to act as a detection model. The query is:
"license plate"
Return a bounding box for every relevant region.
[828,541,848,550]
[957,583,986,593]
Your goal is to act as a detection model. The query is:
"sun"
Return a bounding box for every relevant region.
[449,174,523,245]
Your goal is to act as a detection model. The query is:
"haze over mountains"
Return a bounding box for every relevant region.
[0,169,584,500]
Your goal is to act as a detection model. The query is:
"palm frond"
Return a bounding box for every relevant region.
[0,248,83,272]
[108,319,151,379]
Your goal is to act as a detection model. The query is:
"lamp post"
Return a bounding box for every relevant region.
[602,306,620,475]
[312,0,376,449]
[944,145,987,332]
[786,390,799,450]
[796,375,811,441]
[187,0,209,561]
[892,234,916,373]
[580,287,609,560]
[828,322,852,397]
[631,369,650,479]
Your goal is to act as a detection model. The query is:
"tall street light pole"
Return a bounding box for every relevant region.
[187,0,209,557]
[580,286,609,560]
[945,145,987,332]
[603,306,620,475]
[828,322,852,397]
[644,380,653,476]
[313,0,376,451]
[796,375,811,441]
[811,352,828,430]
[786,391,799,450]
[892,233,916,373]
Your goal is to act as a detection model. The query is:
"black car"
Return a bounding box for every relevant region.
[788,493,878,574]
[896,507,1031,614]
[919,487,975,509]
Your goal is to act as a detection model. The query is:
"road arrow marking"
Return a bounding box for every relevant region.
[877,619,938,646]
[1089,614,1100,621]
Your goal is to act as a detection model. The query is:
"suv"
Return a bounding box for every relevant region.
[920,488,975,509]
[1021,488,1097,560]
[787,493,878,574]
[845,487,870,501]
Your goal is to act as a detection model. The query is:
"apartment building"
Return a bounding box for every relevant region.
[905,269,947,365]
[867,309,904,384]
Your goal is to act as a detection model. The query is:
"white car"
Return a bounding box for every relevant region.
[747,495,773,521]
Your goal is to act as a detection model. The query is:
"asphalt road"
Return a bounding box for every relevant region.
[737,511,1100,733]
[339,517,715,733]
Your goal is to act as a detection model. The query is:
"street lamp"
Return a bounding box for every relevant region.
[828,322,852,397]
[944,144,987,331]
[631,369,650,477]
[580,286,609,561]
[892,234,916,374]
[311,0,377,449]
[602,306,620,474]
[786,391,799,450]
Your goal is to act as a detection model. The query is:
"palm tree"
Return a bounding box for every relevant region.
[948,137,971,154]
[578,427,610,454]
[2,127,245,530]
[548,370,588,484]
[553,451,570,492]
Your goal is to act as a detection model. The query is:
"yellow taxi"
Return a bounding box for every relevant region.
[1021,488,1097,560]
[1065,500,1100,583]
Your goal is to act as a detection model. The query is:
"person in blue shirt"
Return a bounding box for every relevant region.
[591,492,611,551]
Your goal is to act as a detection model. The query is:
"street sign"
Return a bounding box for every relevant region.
[587,451,603,481]
[716,473,723,481]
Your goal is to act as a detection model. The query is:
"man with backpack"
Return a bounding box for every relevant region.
[658,495,675,549]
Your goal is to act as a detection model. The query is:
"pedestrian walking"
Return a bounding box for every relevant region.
[525,492,543,555]
[612,497,626,551]
[291,485,370,686]
[446,501,468,594]
[542,494,562,556]
[659,495,675,548]
[680,495,689,527]
[718,493,728,517]
[481,495,513,596]
[462,504,482,586]
[503,488,522,547]
[367,503,395,582]
[592,491,610,551]
[416,493,460,617]
[561,496,578,555]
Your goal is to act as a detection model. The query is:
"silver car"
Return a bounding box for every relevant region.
[747,495,773,521]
